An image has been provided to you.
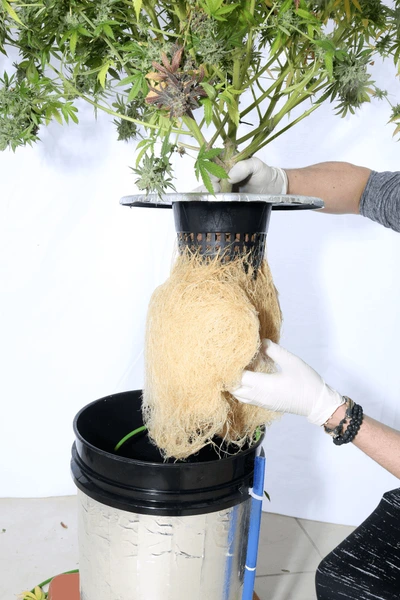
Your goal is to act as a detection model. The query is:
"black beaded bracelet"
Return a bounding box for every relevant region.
[324,397,364,445]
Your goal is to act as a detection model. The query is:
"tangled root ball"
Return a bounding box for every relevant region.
[143,253,282,459]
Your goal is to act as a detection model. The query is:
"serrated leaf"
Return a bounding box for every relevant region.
[199,165,215,194]
[215,4,238,15]
[2,0,24,26]
[133,0,142,20]
[136,138,150,149]
[26,62,39,84]
[203,147,223,159]
[314,39,336,52]
[324,52,333,77]
[270,33,282,56]
[77,26,92,37]
[128,75,143,101]
[204,161,228,179]
[64,103,79,124]
[392,124,400,137]
[52,108,63,125]
[220,90,235,106]
[205,0,222,12]
[108,68,120,80]
[61,104,69,123]
[69,110,79,124]
[161,131,171,156]
[136,143,153,166]
[278,24,291,36]
[227,103,239,126]
[264,490,271,501]
[70,30,78,55]
[98,62,110,88]
[102,24,115,39]
[201,98,213,126]
[295,8,311,19]
[118,74,140,86]
[201,82,216,99]
[316,88,332,105]
[279,0,293,14]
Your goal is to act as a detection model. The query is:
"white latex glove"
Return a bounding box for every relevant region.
[193,157,288,194]
[232,340,345,426]
[227,157,288,195]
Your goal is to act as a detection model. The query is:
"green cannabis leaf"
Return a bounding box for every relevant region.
[195,145,228,194]
[0,0,399,192]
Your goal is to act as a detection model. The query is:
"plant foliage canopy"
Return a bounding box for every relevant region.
[1,0,400,192]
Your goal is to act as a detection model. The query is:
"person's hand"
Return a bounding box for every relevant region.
[193,158,288,194]
[231,340,345,426]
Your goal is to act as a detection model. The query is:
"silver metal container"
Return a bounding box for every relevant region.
[71,391,262,600]
[78,490,251,600]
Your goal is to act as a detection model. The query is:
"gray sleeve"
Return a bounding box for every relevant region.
[359,171,400,233]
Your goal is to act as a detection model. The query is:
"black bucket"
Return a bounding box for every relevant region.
[71,390,264,517]
[172,201,271,270]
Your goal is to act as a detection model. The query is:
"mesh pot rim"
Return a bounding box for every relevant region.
[120,192,324,210]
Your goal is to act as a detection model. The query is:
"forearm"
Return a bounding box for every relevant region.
[285,162,372,214]
[326,405,400,479]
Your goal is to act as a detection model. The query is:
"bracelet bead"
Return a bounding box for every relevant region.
[323,397,363,446]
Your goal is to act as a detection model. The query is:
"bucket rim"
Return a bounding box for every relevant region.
[120,192,324,210]
[73,390,264,467]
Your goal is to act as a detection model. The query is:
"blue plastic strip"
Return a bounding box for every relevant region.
[242,451,266,600]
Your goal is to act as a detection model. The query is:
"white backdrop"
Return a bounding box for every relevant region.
[1,55,399,526]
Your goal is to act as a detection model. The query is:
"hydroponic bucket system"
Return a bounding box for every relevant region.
[71,192,323,600]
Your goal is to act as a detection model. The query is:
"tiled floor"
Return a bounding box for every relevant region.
[0,496,355,600]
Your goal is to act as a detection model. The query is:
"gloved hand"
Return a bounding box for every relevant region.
[231,339,345,426]
[193,157,288,194]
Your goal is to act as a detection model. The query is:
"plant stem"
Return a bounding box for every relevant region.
[182,115,207,146]
[212,113,227,142]
[114,426,147,452]
[236,80,284,146]
[144,3,163,33]
[208,113,229,148]
[240,62,290,119]
[236,63,323,151]
[238,0,256,89]
[234,103,320,161]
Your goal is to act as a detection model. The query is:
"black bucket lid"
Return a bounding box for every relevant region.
[71,391,264,517]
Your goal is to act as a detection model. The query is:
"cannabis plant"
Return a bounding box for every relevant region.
[1,0,400,193]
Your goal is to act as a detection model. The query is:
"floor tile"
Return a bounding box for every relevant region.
[256,512,322,577]
[296,517,355,559]
[255,572,317,600]
[0,496,78,600]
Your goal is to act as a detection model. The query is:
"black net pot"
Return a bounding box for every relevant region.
[120,192,324,271]
[172,200,271,271]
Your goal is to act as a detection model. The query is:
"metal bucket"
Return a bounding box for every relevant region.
[71,391,264,600]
